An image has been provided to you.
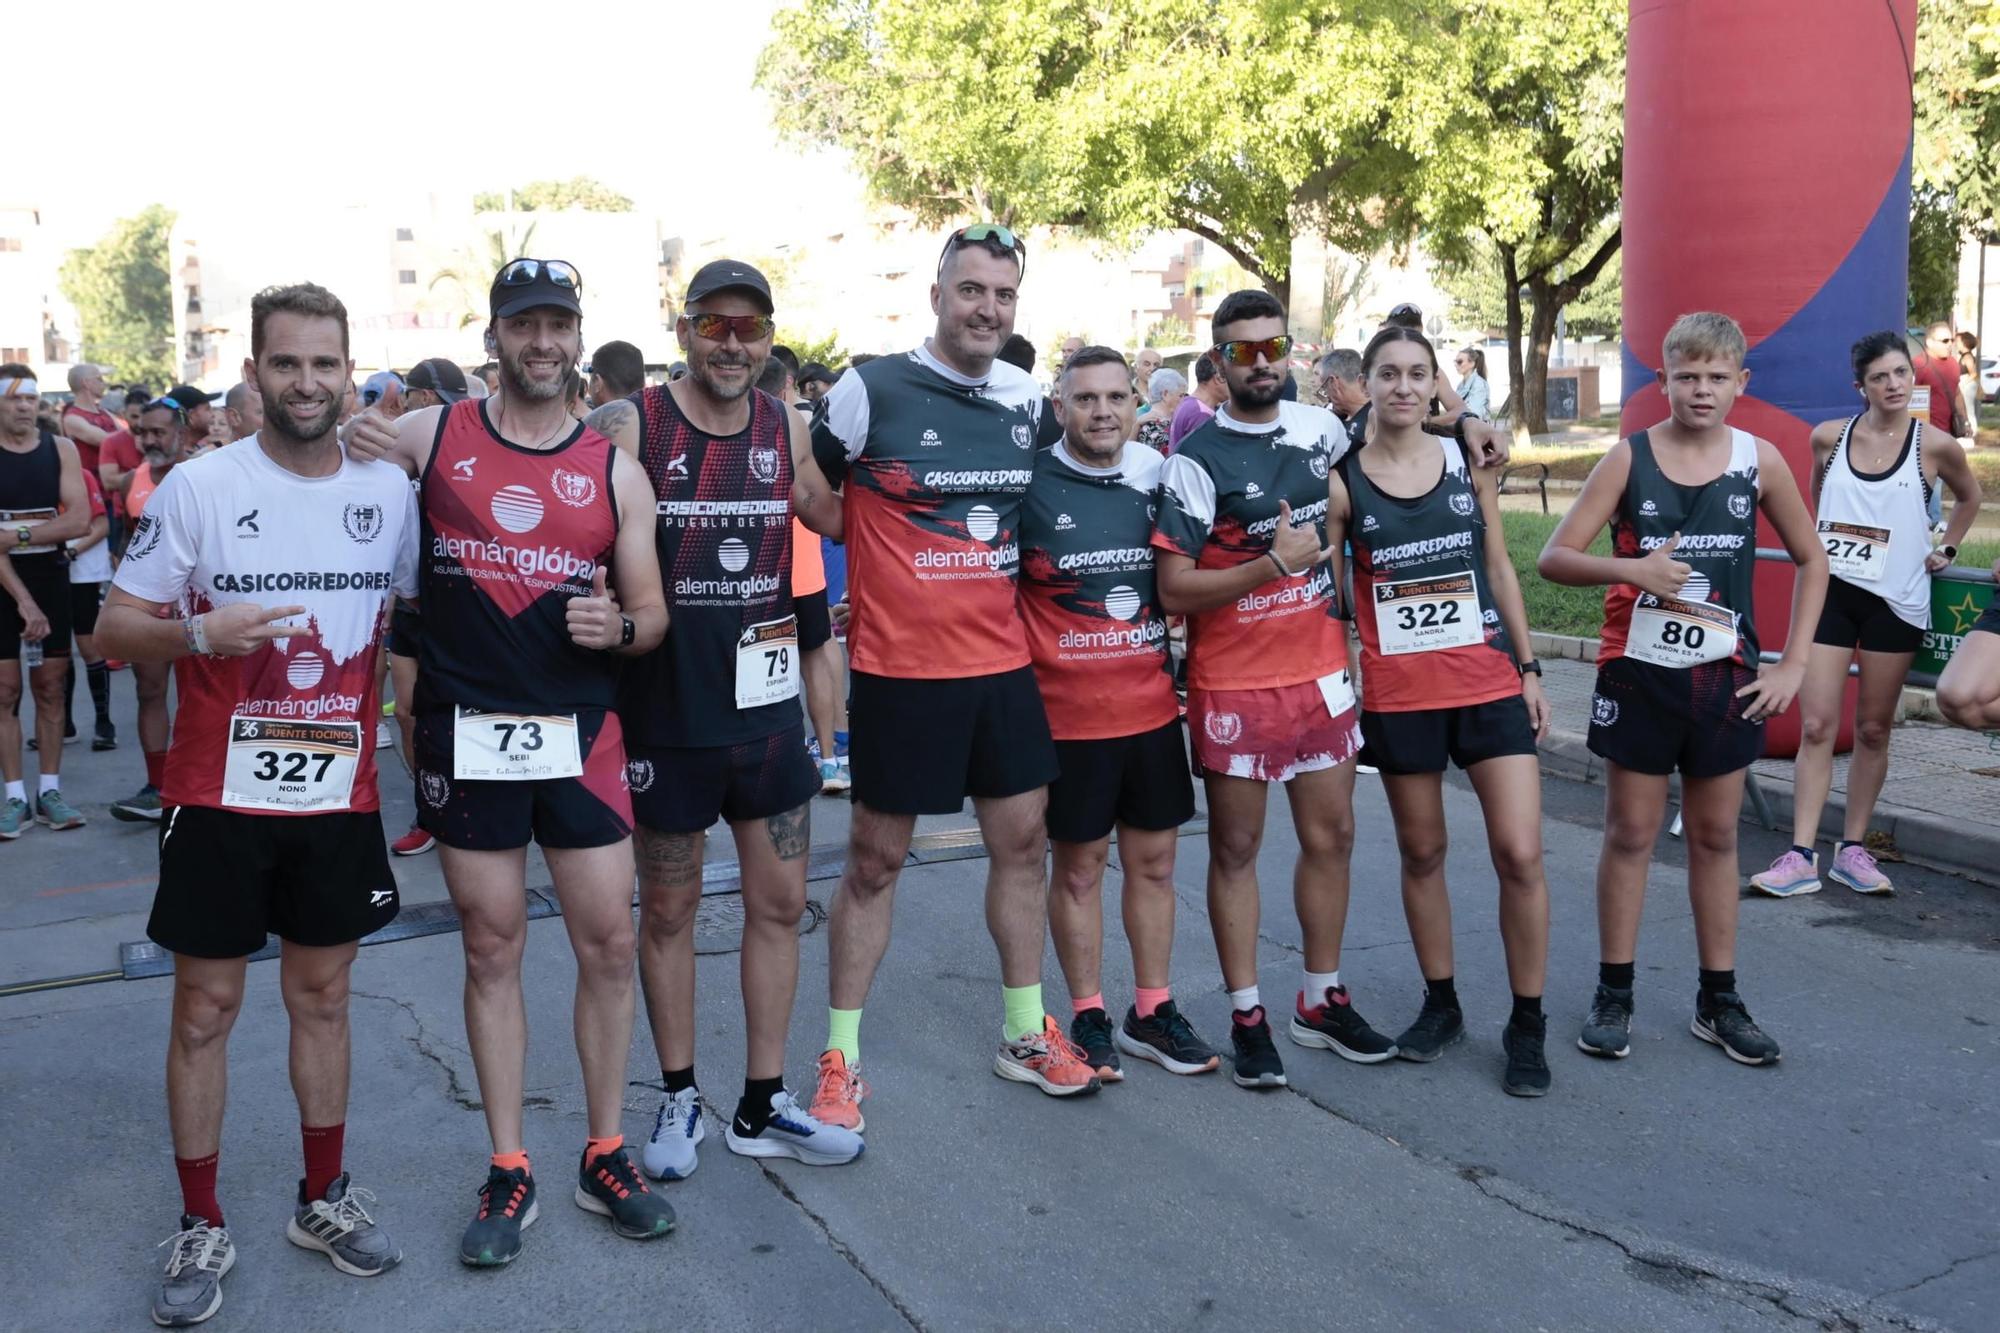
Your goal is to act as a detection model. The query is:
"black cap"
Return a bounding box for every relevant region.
[685,259,773,313]
[163,384,220,409]
[405,358,469,403]
[490,261,583,320]
[797,361,836,388]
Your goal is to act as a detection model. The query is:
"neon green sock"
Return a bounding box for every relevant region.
[1002,983,1044,1042]
[826,1007,863,1063]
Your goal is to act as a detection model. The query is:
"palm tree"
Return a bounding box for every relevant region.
[428,220,540,329]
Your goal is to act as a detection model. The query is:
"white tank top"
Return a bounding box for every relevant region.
[1818,416,1931,630]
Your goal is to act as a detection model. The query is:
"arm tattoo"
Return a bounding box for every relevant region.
[766,804,810,861]
[586,399,638,441]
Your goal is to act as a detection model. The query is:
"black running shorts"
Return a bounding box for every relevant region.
[1359,694,1538,775]
[148,805,399,959]
[1046,719,1195,844]
[849,667,1059,815]
[796,589,832,654]
[413,707,633,850]
[388,602,423,659]
[1813,576,1923,655]
[1974,601,2000,639]
[626,719,821,835]
[69,580,103,638]
[1586,656,1763,778]
[2,554,72,660]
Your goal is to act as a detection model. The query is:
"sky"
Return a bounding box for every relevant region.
[12,0,861,250]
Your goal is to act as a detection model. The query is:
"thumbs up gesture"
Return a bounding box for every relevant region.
[1631,531,1693,599]
[566,564,625,649]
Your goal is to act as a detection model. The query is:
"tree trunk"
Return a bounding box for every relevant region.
[1521,279,1562,435]
[1499,242,1526,426]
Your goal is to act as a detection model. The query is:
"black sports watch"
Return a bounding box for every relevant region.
[1939,544,1958,562]
[617,615,635,648]
[1517,658,1543,678]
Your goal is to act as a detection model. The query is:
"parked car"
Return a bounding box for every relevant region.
[1980,356,1998,403]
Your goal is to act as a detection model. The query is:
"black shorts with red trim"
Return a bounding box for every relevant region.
[1586,656,1763,779]
[148,805,398,959]
[1359,694,1537,775]
[1047,719,1196,844]
[849,667,1058,815]
[413,707,633,850]
[627,718,821,835]
[1812,576,1923,655]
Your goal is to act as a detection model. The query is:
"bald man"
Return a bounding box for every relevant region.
[61,365,118,478]
[223,383,264,442]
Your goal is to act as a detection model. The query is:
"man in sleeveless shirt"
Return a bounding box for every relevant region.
[345,260,675,1264]
[101,285,414,1323]
[1,364,91,838]
[805,226,1094,1134]
[586,260,861,1176]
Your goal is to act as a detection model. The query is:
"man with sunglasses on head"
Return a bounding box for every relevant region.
[344,258,675,1265]
[803,223,1087,1136]
[586,261,859,1181]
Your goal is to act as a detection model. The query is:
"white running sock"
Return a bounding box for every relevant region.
[1227,984,1262,1014]
[38,773,60,796]
[1303,969,1341,1003]
[4,780,23,802]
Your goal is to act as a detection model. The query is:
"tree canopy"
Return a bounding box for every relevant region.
[1912,0,2000,321]
[474,177,634,213]
[58,205,177,387]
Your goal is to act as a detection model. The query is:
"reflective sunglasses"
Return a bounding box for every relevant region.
[936,223,1028,282]
[495,258,583,295]
[1212,335,1294,367]
[686,312,776,343]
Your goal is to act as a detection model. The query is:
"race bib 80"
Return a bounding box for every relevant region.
[1626,593,1738,668]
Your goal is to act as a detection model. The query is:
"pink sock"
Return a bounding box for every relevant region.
[1070,992,1105,1016]
[1134,987,1171,1018]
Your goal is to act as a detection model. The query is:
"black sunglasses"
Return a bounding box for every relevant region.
[495,258,583,296]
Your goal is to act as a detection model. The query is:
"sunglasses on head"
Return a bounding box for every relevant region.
[686,312,776,343]
[495,258,583,295]
[1212,335,1294,367]
[936,223,1028,282]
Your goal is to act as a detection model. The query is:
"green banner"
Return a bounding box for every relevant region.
[1916,570,1998,677]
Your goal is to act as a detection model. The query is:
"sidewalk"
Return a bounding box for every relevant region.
[1529,634,2000,885]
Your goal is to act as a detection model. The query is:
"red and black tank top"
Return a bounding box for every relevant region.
[416,399,621,715]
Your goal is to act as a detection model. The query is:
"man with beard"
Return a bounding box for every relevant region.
[586,260,860,1178]
[804,225,1088,1138]
[98,284,416,1324]
[344,259,673,1265]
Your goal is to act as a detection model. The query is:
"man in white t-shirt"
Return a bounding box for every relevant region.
[99,283,417,1329]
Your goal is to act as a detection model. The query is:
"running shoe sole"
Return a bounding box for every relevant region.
[150,1246,235,1327]
[1576,1035,1630,1059]
[1747,876,1821,897]
[1393,1026,1463,1064]
[724,1126,865,1166]
[572,1188,676,1238]
[0,825,23,841]
[1690,1016,1779,1066]
[390,841,435,858]
[35,813,85,830]
[991,1055,1101,1097]
[1287,1018,1398,1064]
[641,1154,698,1182]
[458,1200,538,1267]
[110,804,163,823]
[1827,868,1892,895]
[283,1218,402,1277]
[1230,1067,1288,1089]
[1113,1025,1219,1075]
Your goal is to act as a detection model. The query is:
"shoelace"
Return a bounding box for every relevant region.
[159,1225,228,1277]
[1845,847,1880,874]
[769,1090,821,1131]
[654,1090,701,1141]
[1159,1008,1204,1051]
[1590,992,1631,1026]
[321,1185,378,1231]
[816,1060,868,1106]
[477,1173,529,1220]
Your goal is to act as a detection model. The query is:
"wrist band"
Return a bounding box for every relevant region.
[1268,550,1293,578]
[182,613,211,656]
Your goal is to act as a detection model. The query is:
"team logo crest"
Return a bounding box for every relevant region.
[126,514,162,561]
[1590,695,1619,728]
[1450,491,1476,517]
[748,445,780,484]
[1011,424,1034,449]
[342,503,384,543]
[1309,454,1329,480]
[420,770,451,809]
[1204,711,1244,745]
[552,469,599,508]
[626,759,656,793]
[1727,493,1752,520]
[920,428,943,448]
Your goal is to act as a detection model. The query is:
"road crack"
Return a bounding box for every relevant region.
[1870,1247,1999,1300]
[352,989,483,1112]
[739,1135,923,1330]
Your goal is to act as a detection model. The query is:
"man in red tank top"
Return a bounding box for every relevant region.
[346,260,675,1264]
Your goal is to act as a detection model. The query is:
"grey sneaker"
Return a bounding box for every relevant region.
[111,784,164,822]
[285,1173,402,1276]
[641,1086,705,1181]
[152,1216,234,1327]
[1577,985,1634,1059]
[35,788,86,830]
[0,796,27,839]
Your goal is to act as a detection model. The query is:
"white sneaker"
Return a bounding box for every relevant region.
[819,758,851,794]
[724,1089,864,1166]
[641,1086,704,1180]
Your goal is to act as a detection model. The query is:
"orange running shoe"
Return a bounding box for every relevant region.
[994,1015,1102,1097]
[810,1049,868,1133]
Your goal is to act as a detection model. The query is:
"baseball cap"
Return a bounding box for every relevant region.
[685,259,773,314]
[163,383,221,409]
[404,358,469,403]
[797,361,836,388]
[361,370,404,406]
[490,258,584,320]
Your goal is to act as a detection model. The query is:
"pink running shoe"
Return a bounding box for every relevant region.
[1748,849,1820,897]
[1828,843,1893,895]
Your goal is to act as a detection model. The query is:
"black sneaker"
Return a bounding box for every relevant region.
[92,720,117,752]
[574,1146,676,1239]
[459,1164,537,1267]
[1289,986,1397,1063]
[1068,1007,1122,1082]
[1501,1013,1552,1097]
[1393,994,1465,1063]
[1577,985,1634,1059]
[1115,1000,1220,1075]
[1691,990,1780,1066]
[1228,1007,1288,1088]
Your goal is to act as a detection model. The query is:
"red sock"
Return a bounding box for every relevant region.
[302,1123,344,1202]
[1070,991,1105,1017]
[585,1134,623,1165]
[144,750,167,789]
[175,1152,222,1228]
[490,1150,531,1173]
[1135,986,1172,1018]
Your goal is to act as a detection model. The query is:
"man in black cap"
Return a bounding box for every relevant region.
[584,259,858,1176]
[163,385,222,447]
[345,260,675,1264]
[796,363,837,405]
[400,358,468,412]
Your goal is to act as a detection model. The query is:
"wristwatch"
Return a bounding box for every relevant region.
[617,615,635,648]
[1517,659,1543,678]
[1939,544,1958,562]
[14,525,30,548]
